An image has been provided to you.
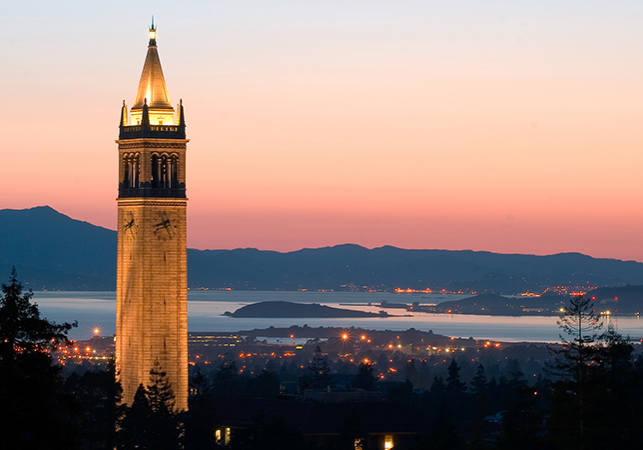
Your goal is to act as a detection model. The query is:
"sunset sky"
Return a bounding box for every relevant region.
[2,1,643,260]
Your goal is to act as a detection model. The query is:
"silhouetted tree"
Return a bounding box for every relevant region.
[446,360,466,394]
[184,366,219,450]
[485,377,502,416]
[471,364,488,396]
[544,296,642,450]
[498,372,544,450]
[503,359,526,387]
[548,295,604,450]
[146,361,182,449]
[352,361,376,391]
[445,359,467,424]
[405,358,420,386]
[64,363,124,449]
[118,362,181,450]
[213,354,243,397]
[306,345,332,389]
[426,375,446,419]
[147,360,176,412]
[417,360,432,390]
[118,384,152,450]
[594,326,638,447]
[0,268,78,449]
[469,364,489,448]
[430,376,446,396]
[429,397,460,450]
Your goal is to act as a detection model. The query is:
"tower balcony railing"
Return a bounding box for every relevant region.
[119,124,186,140]
[119,183,186,199]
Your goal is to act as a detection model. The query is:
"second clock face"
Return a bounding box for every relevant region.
[153,210,177,240]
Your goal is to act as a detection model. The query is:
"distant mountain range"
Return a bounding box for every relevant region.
[3,206,643,294]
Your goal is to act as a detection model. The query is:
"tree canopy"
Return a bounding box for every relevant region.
[0,268,78,449]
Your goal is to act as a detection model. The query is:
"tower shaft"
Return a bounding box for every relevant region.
[115,24,188,411]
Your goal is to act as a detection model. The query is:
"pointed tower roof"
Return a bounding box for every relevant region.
[132,20,173,111]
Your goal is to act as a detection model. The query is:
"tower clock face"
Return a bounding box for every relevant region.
[153,210,177,240]
[123,211,137,239]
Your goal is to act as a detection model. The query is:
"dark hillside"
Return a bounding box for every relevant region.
[3,206,643,292]
[586,285,643,314]
[0,206,116,289]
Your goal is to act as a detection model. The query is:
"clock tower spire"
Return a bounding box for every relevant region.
[116,21,188,411]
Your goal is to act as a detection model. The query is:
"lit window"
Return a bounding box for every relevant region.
[384,435,394,450]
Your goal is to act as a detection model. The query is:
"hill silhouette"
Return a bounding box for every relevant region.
[433,293,567,316]
[584,285,643,314]
[2,206,643,292]
[0,206,116,289]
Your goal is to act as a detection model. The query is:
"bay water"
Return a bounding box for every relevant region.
[32,290,643,343]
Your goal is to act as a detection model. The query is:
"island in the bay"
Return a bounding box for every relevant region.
[224,301,390,318]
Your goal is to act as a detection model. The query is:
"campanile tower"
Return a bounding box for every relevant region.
[116,21,188,411]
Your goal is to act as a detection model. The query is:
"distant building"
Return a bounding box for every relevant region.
[115,21,189,411]
[188,334,243,348]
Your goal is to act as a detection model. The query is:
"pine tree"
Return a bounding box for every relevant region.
[184,366,219,450]
[549,295,604,450]
[430,376,446,396]
[147,360,176,413]
[306,345,332,389]
[469,364,488,448]
[470,364,488,396]
[595,327,638,449]
[424,376,446,422]
[503,359,526,389]
[446,360,466,394]
[431,396,459,450]
[352,361,376,391]
[405,358,419,386]
[146,360,182,450]
[213,354,243,397]
[118,384,152,450]
[498,360,543,450]
[63,362,124,449]
[553,295,603,384]
[417,360,432,390]
[0,268,78,449]
[118,362,181,450]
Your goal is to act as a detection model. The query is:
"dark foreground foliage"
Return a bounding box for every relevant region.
[0,268,78,449]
